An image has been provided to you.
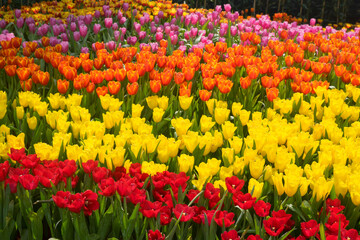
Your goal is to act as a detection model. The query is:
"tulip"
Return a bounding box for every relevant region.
[27,116,37,130]
[179,96,193,111]
[16,18,24,28]
[79,25,87,37]
[153,108,164,123]
[104,18,113,28]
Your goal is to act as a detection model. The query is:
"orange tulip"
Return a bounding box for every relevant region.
[161,68,173,86]
[291,82,300,92]
[0,57,5,69]
[16,57,29,68]
[20,78,32,91]
[16,67,31,81]
[86,82,95,93]
[0,40,11,49]
[199,89,212,101]
[174,72,185,85]
[221,63,235,77]
[4,65,17,77]
[334,65,346,77]
[71,58,82,70]
[266,88,279,102]
[301,71,314,82]
[215,42,227,53]
[150,80,161,93]
[179,82,192,97]
[96,86,108,97]
[240,76,252,89]
[137,63,146,77]
[261,76,273,88]
[300,81,311,95]
[279,30,288,40]
[41,36,50,47]
[104,69,115,81]
[203,78,216,90]
[57,79,69,94]
[63,66,77,81]
[82,59,93,73]
[183,67,195,81]
[311,62,324,75]
[274,43,285,57]
[38,71,50,86]
[127,70,139,83]
[73,77,83,90]
[22,47,32,57]
[341,71,351,84]
[108,81,121,95]
[285,55,294,67]
[157,56,167,68]
[217,79,233,94]
[90,70,104,84]
[351,74,360,86]
[247,66,259,80]
[34,48,44,59]
[126,82,139,95]
[166,56,177,69]
[94,58,104,70]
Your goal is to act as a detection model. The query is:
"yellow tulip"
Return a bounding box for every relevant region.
[157,96,169,110]
[16,106,24,120]
[200,115,215,133]
[248,178,264,199]
[222,121,237,140]
[132,104,144,118]
[146,95,159,109]
[27,116,38,130]
[153,107,165,123]
[178,154,195,173]
[179,95,193,110]
[214,107,230,125]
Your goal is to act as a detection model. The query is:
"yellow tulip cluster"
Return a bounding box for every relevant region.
[2,85,360,205]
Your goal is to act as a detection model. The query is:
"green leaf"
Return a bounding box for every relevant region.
[279,228,296,240]
[124,204,140,240]
[98,205,113,240]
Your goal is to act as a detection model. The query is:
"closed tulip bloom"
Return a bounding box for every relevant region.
[27,116,37,130]
[153,107,164,123]
[16,106,24,120]
[179,96,193,110]
[178,154,195,173]
[132,104,144,118]
[222,121,237,140]
[200,115,215,133]
[214,107,230,125]
[248,178,264,199]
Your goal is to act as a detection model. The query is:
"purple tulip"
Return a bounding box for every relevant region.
[104,18,113,28]
[179,45,187,52]
[208,22,214,30]
[117,10,123,20]
[106,41,116,51]
[49,37,59,46]
[52,25,60,36]
[165,26,171,35]
[190,27,198,38]
[81,47,89,53]
[105,10,112,18]
[139,31,146,40]
[60,33,68,41]
[139,17,146,26]
[150,42,159,52]
[122,3,129,11]
[73,31,80,41]
[219,28,226,37]
[208,33,214,40]
[25,17,35,26]
[94,10,101,19]
[310,18,316,26]
[49,18,56,26]
[14,9,21,18]
[185,15,191,26]
[16,17,24,28]
[93,24,101,34]
[79,25,87,37]
[132,9,138,16]
[28,23,36,34]
[230,26,237,36]
[120,27,127,35]
[176,8,183,18]
[154,16,160,24]
[134,22,141,33]
[151,25,157,34]
[170,35,178,45]
[127,36,137,46]
[191,14,199,25]
[70,22,77,32]
[184,31,190,40]
[112,23,119,30]
[199,17,207,26]
[84,14,92,25]
[60,41,69,53]
[155,32,163,42]
[224,4,231,12]
[103,5,110,13]
[120,17,127,25]
[215,5,222,13]
[114,30,120,41]
[158,11,164,19]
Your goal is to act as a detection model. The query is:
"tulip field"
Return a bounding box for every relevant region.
[1,0,360,239]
